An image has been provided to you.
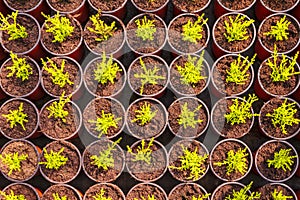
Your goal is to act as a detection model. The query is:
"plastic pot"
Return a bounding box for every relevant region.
[126,183,168,200]
[172,0,211,16]
[214,0,256,18]
[88,0,127,20]
[83,183,125,200]
[3,182,42,199]
[131,0,169,18]
[42,184,82,200]
[168,183,209,200]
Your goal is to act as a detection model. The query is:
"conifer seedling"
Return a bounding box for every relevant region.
[177,102,203,129]
[134,195,156,200]
[92,188,112,200]
[135,16,157,41]
[39,147,68,170]
[182,14,208,44]
[46,92,71,123]
[0,11,28,40]
[0,190,26,200]
[192,193,211,200]
[267,148,297,171]
[52,193,67,200]
[6,52,33,81]
[225,182,261,200]
[0,152,28,175]
[2,102,28,130]
[131,101,157,126]
[127,137,155,165]
[272,189,293,200]
[264,15,291,41]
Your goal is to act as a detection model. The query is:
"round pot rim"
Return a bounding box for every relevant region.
[0,97,39,140]
[167,96,210,139]
[83,55,127,98]
[46,0,86,14]
[83,183,125,200]
[83,97,126,139]
[126,139,168,182]
[127,54,170,98]
[168,182,209,199]
[125,97,168,139]
[217,0,256,13]
[168,139,210,182]
[261,182,298,199]
[169,54,211,97]
[212,12,256,54]
[42,183,82,200]
[209,138,253,182]
[172,0,211,13]
[167,13,210,55]
[87,0,127,14]
[211,181,247,199]
[3,182,41,200]
[131,0,170,13]
[258,96,300,140]
[3,0,44,13]
[126,182,168,199]
[211,53,255,97]
[254,139,299,183]
[259,0,300,13]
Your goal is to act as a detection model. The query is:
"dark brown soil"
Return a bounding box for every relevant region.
[170,55,208,95]
[3,184,38,200]
[40,141,80,183]
[259,15,299,52]
[211,140,250,181]
[172,0,209,12]
[262,0,298,11]
[127,99,166,139]
[84,184,124,200]
[5,0,40,10]
[84,15,125,55]
[133,0,167,10]
[39,101,81,139]
[213,55,252,96]
[83,98,124,138]
[42,185,80,200]
[259,98,300,138]
[256,141,297,181]
[126,184,167,200]
[169,15,208,53]
[219,0,254,10]
[83,140,124,182]
[257,184,296,200]
[0,140,38,181]
[89,0,125,11]
[127,14,166,54]
[42,57,81,97]
[48,0,83,12]
[214,14,254,52]
[212,98,252,138]
[212,184,243,199]
[169,140,208,181]
[84,57,125,97]
[168,184,208,200]
[126,140,167,181]
[168,98,208,138]
[129,56,168,96]
[1,14,39,53]
[0,100,37,139]
[41,15,82,55]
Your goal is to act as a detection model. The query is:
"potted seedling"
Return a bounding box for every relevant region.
[211,53,256,97]
[84,12,126,58]
[42,184,82,200]
[87,0,127,19]
[84,52,126,97]
[168,97,209,139]
[126,13,167,55]
[211,94,258,138]
[83,183,125,200]
[126,183,168,200]
[210,139,253,182]
[212,13,256,58]
[259,97,300,140]
[168,183,210,200]
[169,52,210,96]
[39,93,82,140]
[126,98,167,139]
[1,182,42,200]
[128,55,169,97]
[83,97,125,139]
[168,13,209,55]
[168,140,209,182]
[255,140,298,182]
[82,138,125,183]
[214,0,256,18]
[0,98,39,139]
[131,0,169,18]
[39,140,81,184]
[172,0,211,16]
[0,139,39,182]
[126,137,168,182]
[257,183,297,200]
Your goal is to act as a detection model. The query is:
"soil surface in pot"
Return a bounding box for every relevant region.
[168,98,208,138]
[40,141,80,183]
[127,14,166,54]
[0,141,38,181]
[257,184,296,200]
[169,15,208,53]
[213,184,243,199]
[133,0,167,10]
[129,56,168,96]
[48,0,83,12]
[42,185,80,200]
[259,98,300,138]
[4,0,40,10]
[169,184,207,200]
[0,100,37,139]
[89,0,125,11]
[85,184,124,200]
[212,55,252,96]
[212,98,252,138]
[259,15,299,53]
[172,0,209,12]
[262,0,298,11]
[219,0,254,10]
[4,184,38,200]
[127,184,166,200]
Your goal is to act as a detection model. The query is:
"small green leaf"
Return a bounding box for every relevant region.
[225,181,261,200]
[0,190,26,200]
[52,193,68,200]
[0,152,28,175]
[135,16,157,41]
[264,15,291,41]
[272,189,293,200]
[131,101,157,126]
[6,52,33,81]
[92,188,112,200]
[127,137,155,165]
[267,148,297,171]
[182,14,208,44]
[39,147,68,170]
[2,102,28,130]
[192,193,210,200]
[0,11,28,40]
[177,102,203,129]
[46,92,71,123]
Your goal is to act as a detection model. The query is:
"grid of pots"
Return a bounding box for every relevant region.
[0,0,300,199]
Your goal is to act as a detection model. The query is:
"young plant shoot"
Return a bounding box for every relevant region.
[134,195,156,200]
[267,148,297,171]
[264,15,291,41]
[271,189,293,200]
[225,182,261,200]
[192,193,210,200]
[39,147,68,170]
[182,14,208,44]
[2,102,28,130]
[6,52,33,81]
[0,152,28,175]
[177,102,203,129]
[46,92,71,123]
[92,188,112,200]
[0,190,26,200]
[135,16,157,41]
[131,101,157,126]
[52,193,67,200]
[127,137,155,165]
[0,11,28,40]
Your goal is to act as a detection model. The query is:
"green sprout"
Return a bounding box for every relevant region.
[90,138,122,170]
[0,11,28,40]
[42,12,74,43]
[266,99,300,134]
[226,54,256,85]
[169,145,209,181]
[87,12,117,42]
[225,182,260,200]
[177,102,203,129]
[92,188,112,200]
[224,14,255,42]
[93,52,122,85]
[0,152,28,175]
[127,137,155,165]
[52,193,67,200]
[135,15,157,41]
[46,92,71,123]
[131,101,157,126]
[41,57,74,88]
[264,15,291,41]
[39,147,68,170]
[272,189,293,200]
[134,195,156,200]
[177,51,207,86]
[267,148,297,171]
[6,52,32,81]
[182,14,208,44]
[134,57,166,95]
[266,45,300,82]
[2,102,28,130]
[224,94,259,125]
[192,193,211,200]
[214,148,249,176]
[0,190,26,200]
